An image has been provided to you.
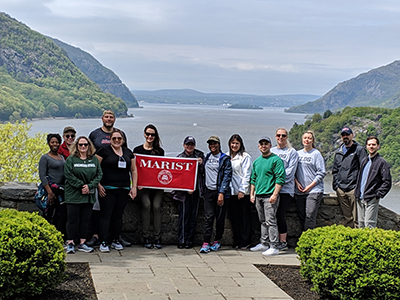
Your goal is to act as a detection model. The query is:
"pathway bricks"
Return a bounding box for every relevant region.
[67,245,300,300]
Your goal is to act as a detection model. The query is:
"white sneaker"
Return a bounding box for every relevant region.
[262,247,279,256]
[111,240,124,250]
[100,242,110,253]
[250,243,269,252]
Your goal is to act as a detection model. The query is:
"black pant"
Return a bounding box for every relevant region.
[178,190,199,245]
[228,194,251,247]
[203,188,229,244]
[98,189,128,243]
[66,203,93,241]
[45,188,67,238]
[276,193,294,234]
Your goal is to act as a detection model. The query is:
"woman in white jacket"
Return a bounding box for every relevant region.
[228,134,253,249]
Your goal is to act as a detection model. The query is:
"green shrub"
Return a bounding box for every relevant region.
[0,209,66,300]
[296,225,400,300]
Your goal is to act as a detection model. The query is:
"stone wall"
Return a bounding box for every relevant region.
[1,182,400,247]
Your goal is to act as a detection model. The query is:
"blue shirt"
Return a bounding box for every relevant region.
[360,158,372,199]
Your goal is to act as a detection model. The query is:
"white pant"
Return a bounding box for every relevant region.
[357,197,379,228]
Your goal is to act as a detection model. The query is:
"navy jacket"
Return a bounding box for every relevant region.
[354,153,392,201]
[204,152,232,198]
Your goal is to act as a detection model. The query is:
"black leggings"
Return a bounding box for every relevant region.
[276,193,294,234]
[98,189,129,243]
[66,203,93,241]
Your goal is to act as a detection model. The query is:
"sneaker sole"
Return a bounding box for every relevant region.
[67,251,75,254]
[78,248,93,253]
[111,246,124,250]
[100,248,110,253]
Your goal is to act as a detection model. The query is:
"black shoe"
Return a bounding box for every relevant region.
[177,243,184,249]
[184,242,193,249]
[144,239,153,249]
[86,236,99,247]
[119,235,132,247]
[154,239,162,249]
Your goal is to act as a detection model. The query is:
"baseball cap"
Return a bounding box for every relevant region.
[258,136,272,144]
[341,127,353,135]
[184,136,196,145]
[207,135,220,143]
[63,126,76,134]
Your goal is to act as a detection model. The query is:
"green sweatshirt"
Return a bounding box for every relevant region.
[64,155,103,204]
[250,153,286,195]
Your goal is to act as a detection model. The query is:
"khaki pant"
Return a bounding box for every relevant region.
[336,188,358,228]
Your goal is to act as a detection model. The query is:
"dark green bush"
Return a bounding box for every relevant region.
[296,225,400,300]
[0,209,66,299]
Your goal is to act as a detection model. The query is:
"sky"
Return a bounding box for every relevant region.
[2,0,400,95]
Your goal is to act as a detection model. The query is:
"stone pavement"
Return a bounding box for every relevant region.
[66,245,300,300]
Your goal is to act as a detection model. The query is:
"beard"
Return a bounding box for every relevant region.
[343,138,351,146]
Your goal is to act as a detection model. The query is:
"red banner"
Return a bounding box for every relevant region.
[135,154,198,190]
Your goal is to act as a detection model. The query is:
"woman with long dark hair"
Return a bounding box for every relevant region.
[133,124,165,249]
[96,129,137,252]
[295,131,326,230]
[64,136,102,254]
[228,134,252,250]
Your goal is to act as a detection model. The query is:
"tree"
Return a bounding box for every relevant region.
[0,120,47,182]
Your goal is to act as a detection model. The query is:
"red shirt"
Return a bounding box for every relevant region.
[58,142,70,159]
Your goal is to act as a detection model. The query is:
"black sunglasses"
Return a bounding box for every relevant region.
[112,137,123,141]
[145,132,156,137]
[78,143,88,147]
[276,134,287,138]
[65,134,75,139]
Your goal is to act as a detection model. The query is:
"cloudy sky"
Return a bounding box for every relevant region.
[3,0,400,95]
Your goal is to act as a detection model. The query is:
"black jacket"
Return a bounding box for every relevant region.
[354,153,392,201]
[332,141,367,192]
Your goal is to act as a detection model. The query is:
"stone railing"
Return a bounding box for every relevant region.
[1,182,400,247]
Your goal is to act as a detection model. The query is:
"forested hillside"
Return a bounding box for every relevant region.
[51,38,139,108]
[286,60,400,114]
[0,12,127,121]
[289,106,400,180]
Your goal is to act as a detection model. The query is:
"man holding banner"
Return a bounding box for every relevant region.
[171,136,205,249]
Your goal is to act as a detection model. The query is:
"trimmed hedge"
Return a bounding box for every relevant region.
[296,225,400,300]
[0,209,66,300]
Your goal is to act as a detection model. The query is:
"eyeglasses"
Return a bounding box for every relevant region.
[276,134,287,138]
[78,143,88,147]
[65,134,75,139]
[145,132,156,137]
[112,137,123,141]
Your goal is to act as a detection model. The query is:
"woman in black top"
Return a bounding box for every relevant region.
[133,124,165,249]
[96,129,137,252]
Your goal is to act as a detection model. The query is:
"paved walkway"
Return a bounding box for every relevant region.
[67,245,300,300]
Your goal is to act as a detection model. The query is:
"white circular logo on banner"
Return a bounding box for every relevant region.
[158,170,173,185]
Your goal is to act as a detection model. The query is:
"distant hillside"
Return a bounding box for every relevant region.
[133,89,319,107]
[286,60,400,113]
[0,12,127,121]
[51,38,139,108]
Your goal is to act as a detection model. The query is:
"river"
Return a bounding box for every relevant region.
[28,103,400,213]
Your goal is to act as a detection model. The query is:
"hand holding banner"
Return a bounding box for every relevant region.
[135,154,198,191]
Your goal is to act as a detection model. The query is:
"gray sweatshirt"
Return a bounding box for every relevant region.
[295,148,326,194]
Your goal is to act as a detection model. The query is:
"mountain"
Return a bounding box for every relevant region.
[0,12,128,121]
[286,61,400,113]
[51,38,139,108]
[133,89,319,107]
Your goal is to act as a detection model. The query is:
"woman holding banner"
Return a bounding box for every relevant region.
[200,135,232,253]
[172,136,205,249]
[133,124,165,249]
[96,129,137,252]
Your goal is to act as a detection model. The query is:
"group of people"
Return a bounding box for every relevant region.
[38,109,392,256]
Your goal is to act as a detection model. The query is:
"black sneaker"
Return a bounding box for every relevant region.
[184,241,193,249]
[86,236,100,247]
[177,243,184,249]
[119,235,132,247]
[144,238,153,249]
[276,242,288,251]
[154,239,162,249]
